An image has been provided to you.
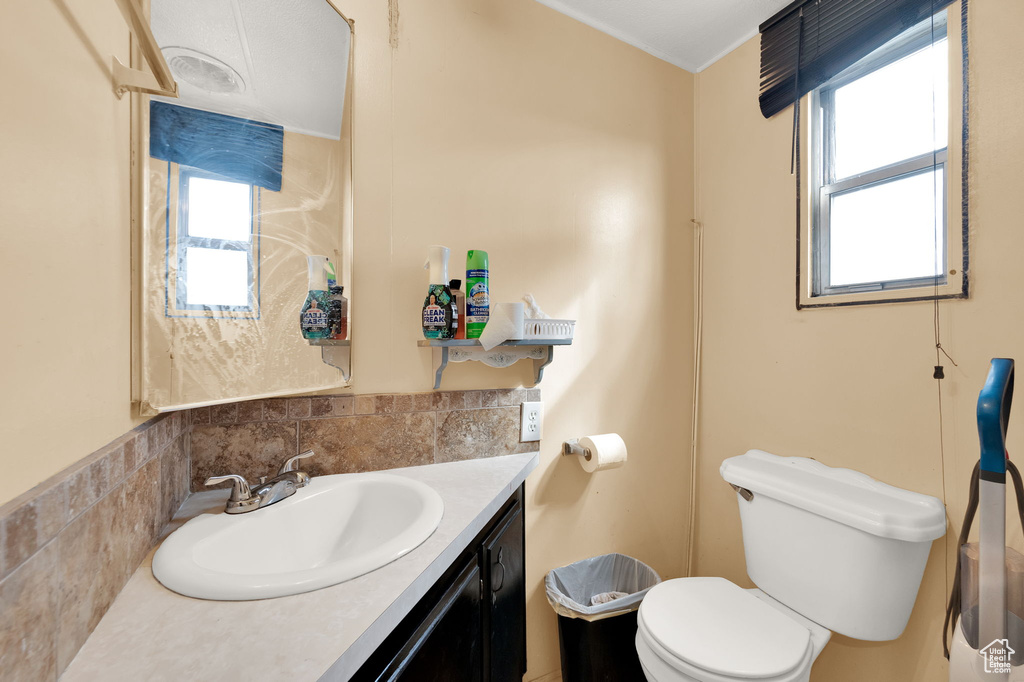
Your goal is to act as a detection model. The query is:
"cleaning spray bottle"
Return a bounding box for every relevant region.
[422,246,457,339]
[300,255,331,339]
[325,260,348,340]
[449,279,467,339]
[465,250,489,339]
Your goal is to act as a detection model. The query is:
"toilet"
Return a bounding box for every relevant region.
[635,449,947,682]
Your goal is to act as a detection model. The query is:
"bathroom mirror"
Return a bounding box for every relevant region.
[135,0,353,413]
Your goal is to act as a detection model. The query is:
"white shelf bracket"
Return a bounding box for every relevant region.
[534,345,555,385]
[320,346,351,381]
[432,347,450,390]
[309,339,351,382]
[429,344,553,390]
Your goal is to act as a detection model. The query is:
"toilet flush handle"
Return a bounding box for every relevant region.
[729,484,754,502]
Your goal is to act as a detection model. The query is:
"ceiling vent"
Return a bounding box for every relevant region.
[164,48,246,95]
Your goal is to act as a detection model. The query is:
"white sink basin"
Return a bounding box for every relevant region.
[152,473,444,600]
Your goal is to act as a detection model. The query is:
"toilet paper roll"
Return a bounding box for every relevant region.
[578,433,628,473]
[503,302,525,340]
[479,302,526,350]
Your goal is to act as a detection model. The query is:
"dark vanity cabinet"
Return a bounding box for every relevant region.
[483,499,526,682]
[353,485,526,682]
[384,559,484,681]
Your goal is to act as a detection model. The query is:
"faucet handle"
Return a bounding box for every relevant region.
[279,450,315,475]
[205,474,262,513]
[204,474,253,502]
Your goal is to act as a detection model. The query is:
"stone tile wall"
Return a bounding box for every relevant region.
[0,388,540,680]
[190,388,541,491]
[0,412,190,680]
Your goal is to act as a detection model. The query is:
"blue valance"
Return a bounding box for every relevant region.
[149,101,283,191]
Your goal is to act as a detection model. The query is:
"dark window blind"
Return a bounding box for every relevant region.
[150,101,284,191]
[759,0,955,119]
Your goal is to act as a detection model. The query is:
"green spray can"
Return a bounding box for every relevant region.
[465,250,489,339]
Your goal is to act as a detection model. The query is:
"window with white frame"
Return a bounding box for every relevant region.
[175,167,257,313]
[809,13,957,301]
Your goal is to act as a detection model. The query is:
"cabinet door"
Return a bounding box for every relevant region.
[385,558,483,682]
[484,501,525,682]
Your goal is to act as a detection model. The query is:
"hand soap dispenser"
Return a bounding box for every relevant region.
[422,245,457,339]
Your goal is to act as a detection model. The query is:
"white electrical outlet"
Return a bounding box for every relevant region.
[520,401,543,442]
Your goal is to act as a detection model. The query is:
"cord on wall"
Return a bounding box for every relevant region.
[687,218,704,577]
[927,0,956,603]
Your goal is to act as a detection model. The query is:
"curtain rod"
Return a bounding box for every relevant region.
[112,0,178,99]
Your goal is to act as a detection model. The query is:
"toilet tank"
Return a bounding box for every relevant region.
[720,450,946,641]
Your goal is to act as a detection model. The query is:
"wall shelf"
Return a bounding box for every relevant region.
[417,339,572,390]
[309,339,351,381]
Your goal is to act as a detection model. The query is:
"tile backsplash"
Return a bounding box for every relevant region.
[190,389,541,491]
[0,411,190,679]
[0,389,539,680]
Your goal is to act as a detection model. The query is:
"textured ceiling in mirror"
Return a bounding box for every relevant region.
[151,0,350,140]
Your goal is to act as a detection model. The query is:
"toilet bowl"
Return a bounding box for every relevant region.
[635,577,830,682]
[635,450,947,682]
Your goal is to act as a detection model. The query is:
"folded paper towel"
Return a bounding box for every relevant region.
[523,294,549,319]
[479,302,524,351]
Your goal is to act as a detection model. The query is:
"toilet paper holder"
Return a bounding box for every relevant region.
[562,439,593,462]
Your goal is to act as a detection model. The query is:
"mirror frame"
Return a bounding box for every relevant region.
[130,0,355,415]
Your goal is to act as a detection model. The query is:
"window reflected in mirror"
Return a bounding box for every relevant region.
[137,0,353,414]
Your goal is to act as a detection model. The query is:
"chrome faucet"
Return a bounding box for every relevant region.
[205,450,316,514]
[273,450,316,488]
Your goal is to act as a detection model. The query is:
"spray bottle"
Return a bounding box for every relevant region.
[300,255,331,339]
[449,279,467,339]
[465,250,489,339]
[422,246,457,339]
[325,260,348,340]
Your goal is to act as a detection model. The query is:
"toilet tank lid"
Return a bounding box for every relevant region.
[720,450,946,543]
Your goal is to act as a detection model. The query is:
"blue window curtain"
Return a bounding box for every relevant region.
[150,101,283,191]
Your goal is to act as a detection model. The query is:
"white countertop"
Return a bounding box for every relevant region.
[61,452,540,682]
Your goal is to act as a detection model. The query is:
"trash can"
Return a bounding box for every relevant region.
[545,553,661,682]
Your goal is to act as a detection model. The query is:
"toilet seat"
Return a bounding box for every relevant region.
[636,624,814,682]
[637,577,814,681]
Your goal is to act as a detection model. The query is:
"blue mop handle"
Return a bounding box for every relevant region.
[978,358,1014,477]
[977,358,1014,650]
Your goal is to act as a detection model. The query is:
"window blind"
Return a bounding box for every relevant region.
[149,102,284,191]
[759,0,955,119]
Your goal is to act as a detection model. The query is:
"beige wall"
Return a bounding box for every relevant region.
[0,0,145,504]
[14,0,1013,679]
[343,0,694,677]
[1,0,693,679]
[13,0,1004,678]
[694,2,1024,680]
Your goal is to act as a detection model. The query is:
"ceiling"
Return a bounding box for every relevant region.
[533,0,794,72]
[151,0,350,140]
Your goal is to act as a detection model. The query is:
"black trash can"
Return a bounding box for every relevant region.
[545,553,661,682]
